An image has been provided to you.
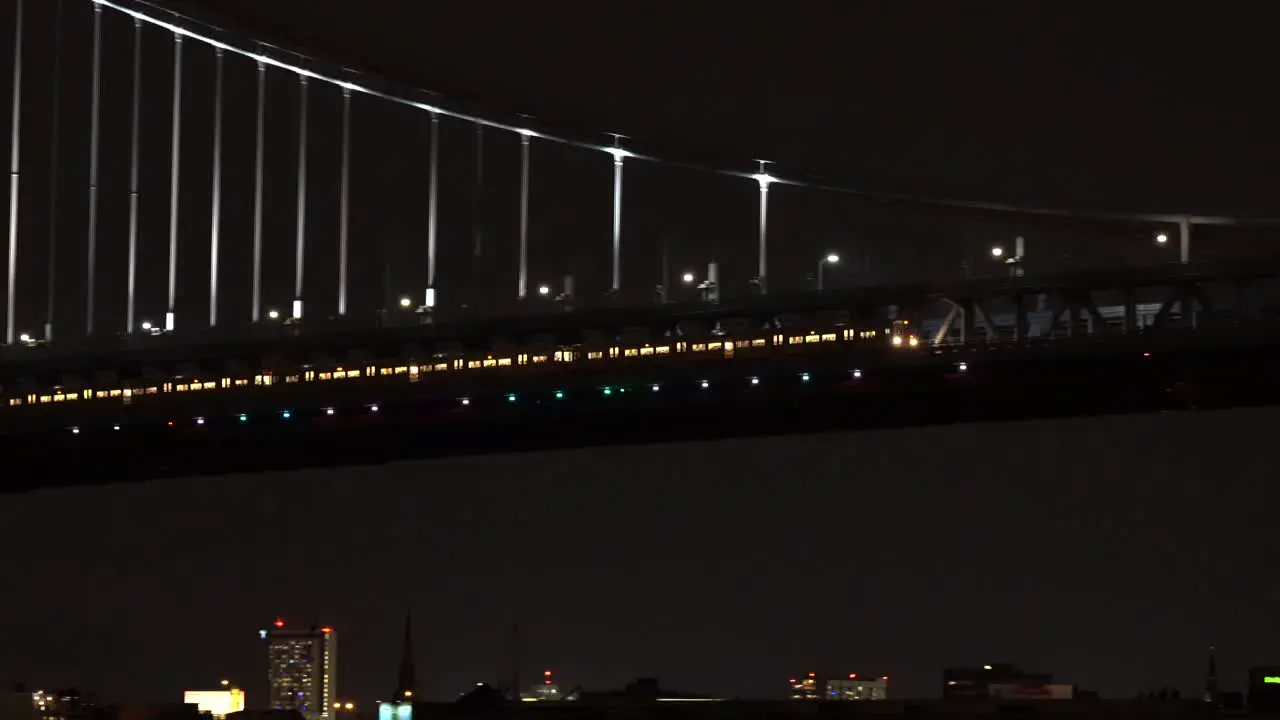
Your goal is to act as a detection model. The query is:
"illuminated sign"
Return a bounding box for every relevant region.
[1265,676,1280,684]
[379,702,412,720]
[184,690,246,719]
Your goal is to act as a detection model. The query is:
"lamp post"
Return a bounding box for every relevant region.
[817,253,840,291]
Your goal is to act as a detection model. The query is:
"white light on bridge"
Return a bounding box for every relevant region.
[1155,232,1168,244]
[398,296,412,308]
[990,246,1005,258]
[681,272,696,284]
[537,284,551,296]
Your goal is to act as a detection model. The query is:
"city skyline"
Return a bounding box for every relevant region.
[4,409,1279,702]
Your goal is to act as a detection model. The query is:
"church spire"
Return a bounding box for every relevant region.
[393,609,416,702]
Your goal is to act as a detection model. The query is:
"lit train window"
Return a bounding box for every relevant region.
[497,358,513,367]
[587,351,603,360]
[821,333,836,342]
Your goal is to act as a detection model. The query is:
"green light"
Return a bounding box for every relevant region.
[506,393,517,402]
[554,390,564,399]
[602,387,612,396]
[238,414,248,422]
[1266,677,1280,684]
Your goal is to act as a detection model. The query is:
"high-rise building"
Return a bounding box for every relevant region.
[261,619,337,720]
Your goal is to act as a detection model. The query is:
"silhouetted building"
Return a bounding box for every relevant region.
[227,711,305,720]
[30,690,94,720]
[943,664,1054,699]
[1204,647,1220,704]
[114,704,208,720]
[262,620,337,720]
[1248,667,1280,714]
[574,678,720,704]
[183,690,245,719]
[520,671,570,702]
[789,673,888,700]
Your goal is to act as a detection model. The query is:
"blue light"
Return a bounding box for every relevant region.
[281,410,292,419]
[650,383,660,392]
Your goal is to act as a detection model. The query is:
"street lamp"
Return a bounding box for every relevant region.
[398,295,413,309]
[990,245,1004,258]
[1155,232,1168,245]
[537,284,551,297]
[140,321,153,332]
[266,309,280,320]
[681,272,696,285]
[817,253,840,291]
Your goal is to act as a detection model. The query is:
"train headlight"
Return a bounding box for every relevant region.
[891,335,903,347]
[908,336,919,347]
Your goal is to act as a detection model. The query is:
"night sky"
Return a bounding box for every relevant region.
[1,0,1278,708]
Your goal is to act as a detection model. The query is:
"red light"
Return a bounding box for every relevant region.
[321,626,333,634]
[273,618,285,628]
[167,421,174,427]
[882,676,889,680]
[788,679,797,684]
[808,672,815,678]
[849,674,857,679]
[543,670,552,677]
[1143,352,1151,357]
[544,680,551,685]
